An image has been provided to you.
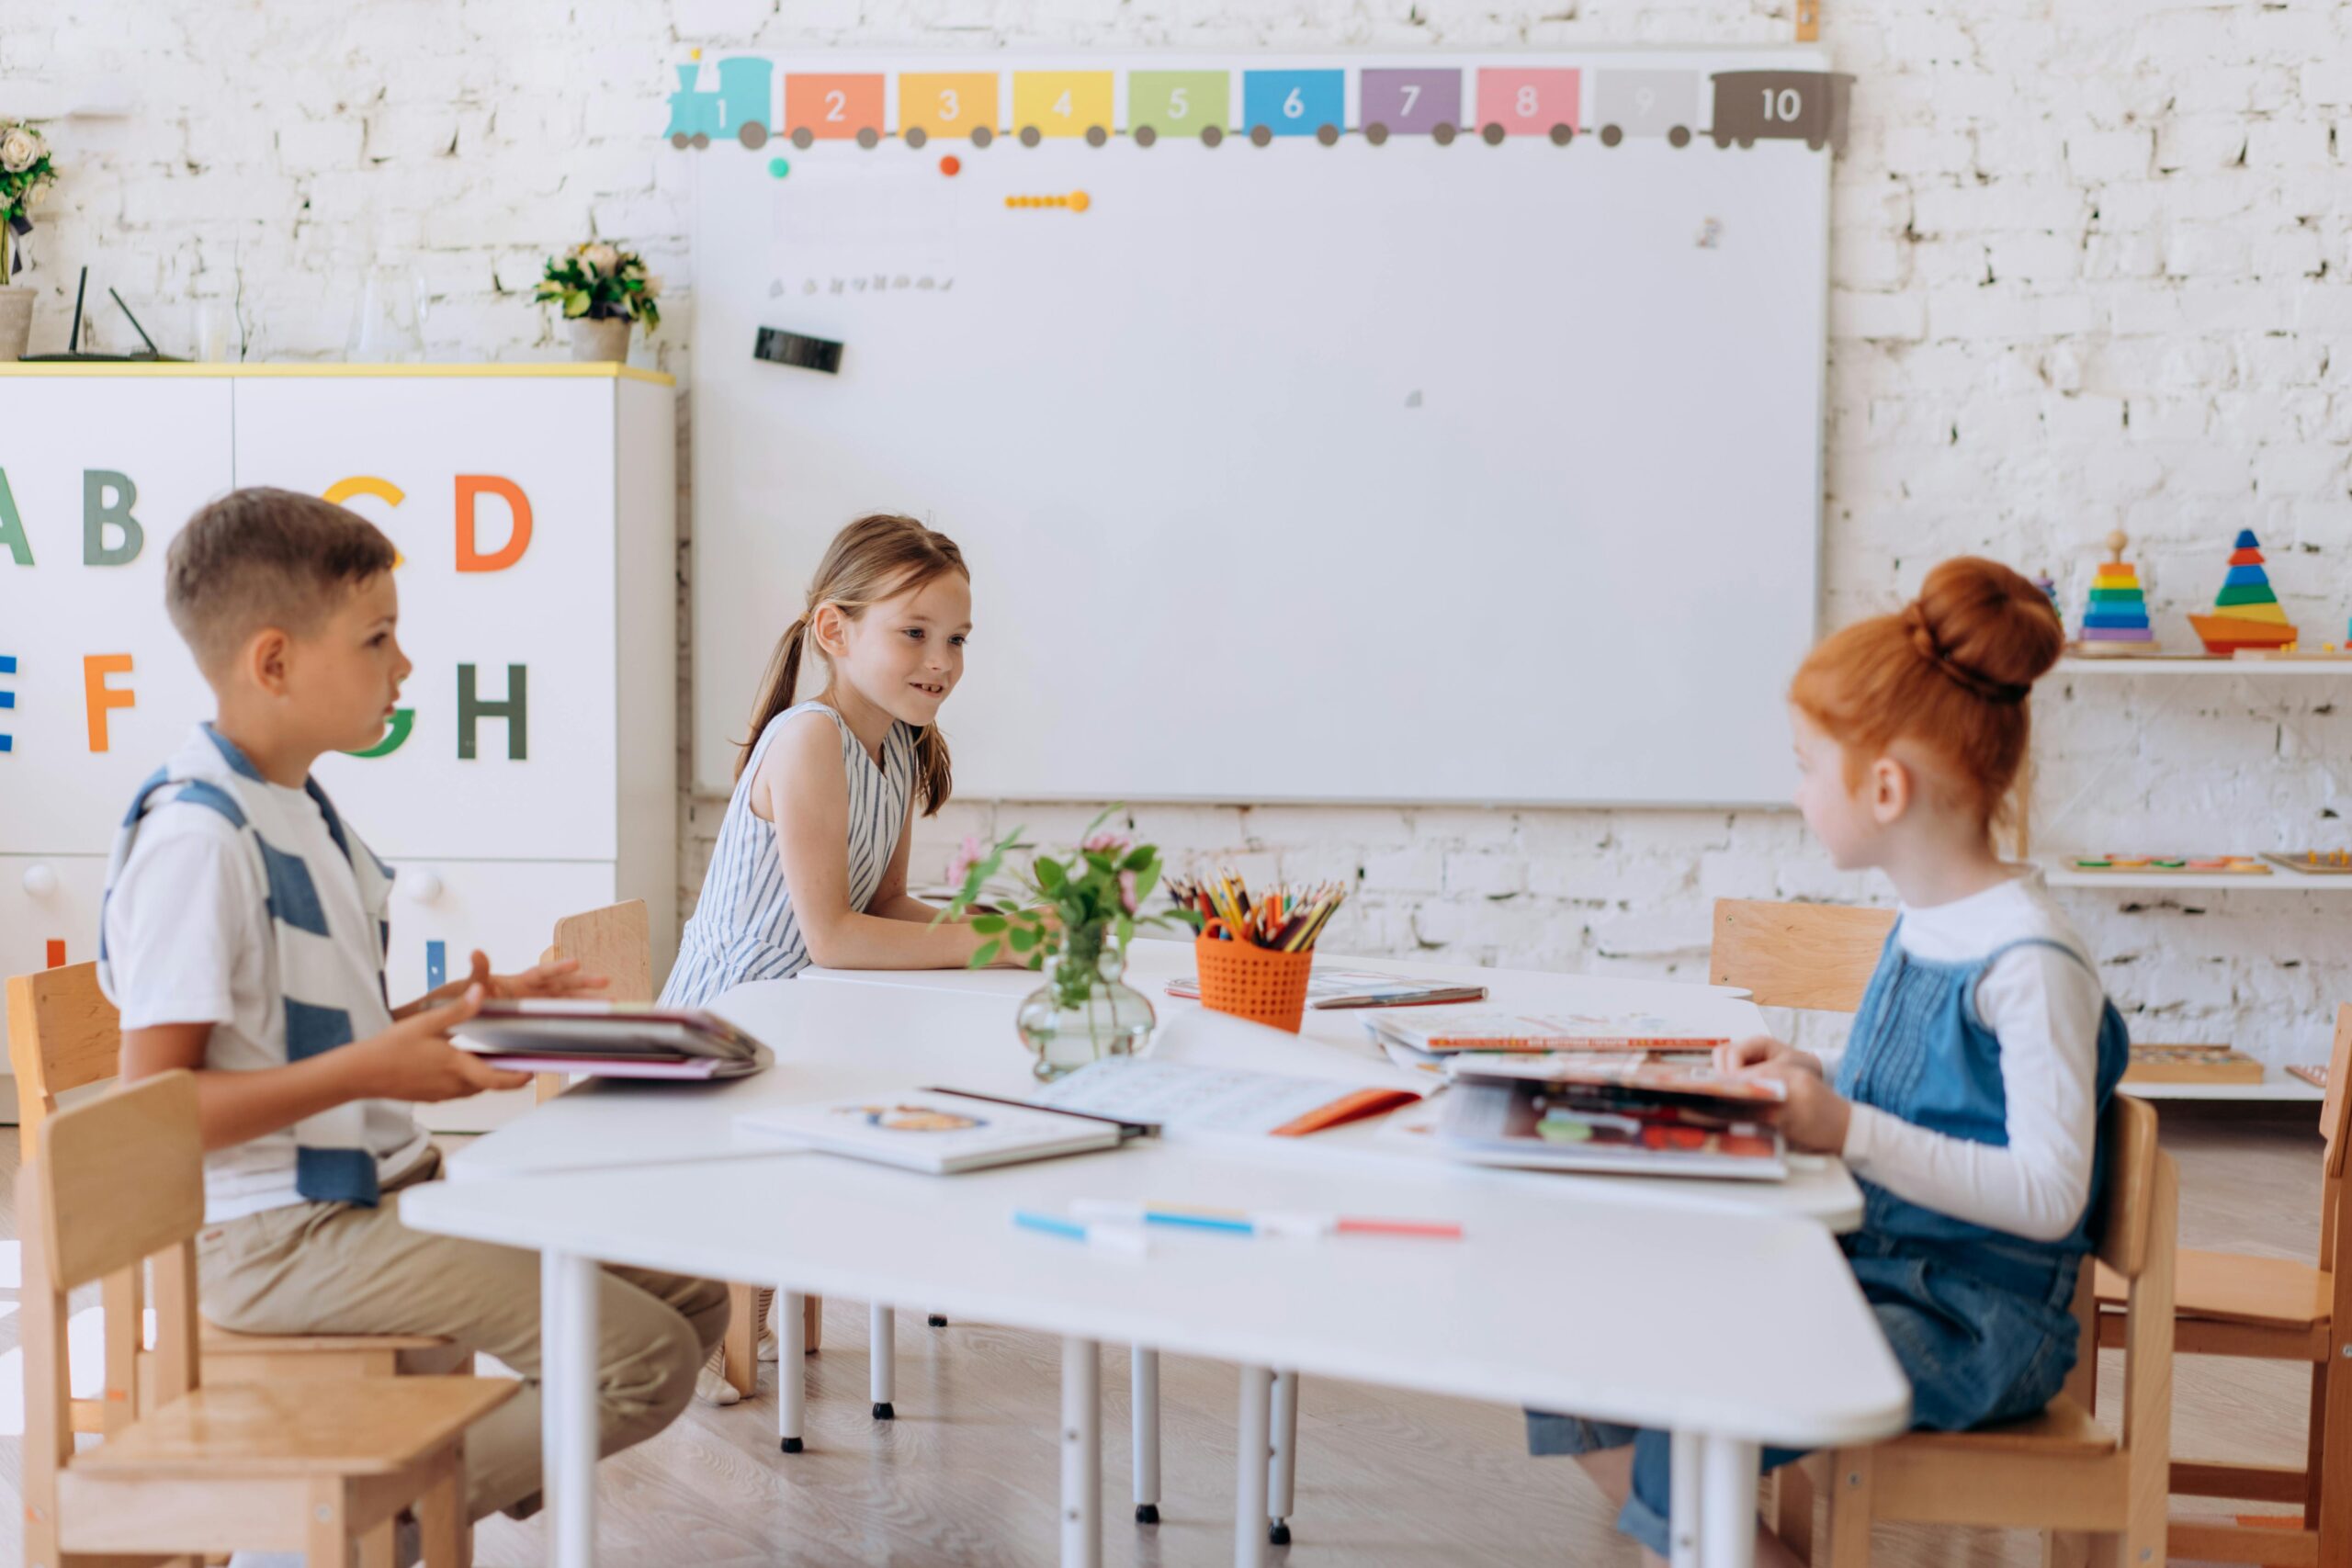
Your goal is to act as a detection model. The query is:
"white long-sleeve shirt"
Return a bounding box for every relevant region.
[1835,870,2107,1244]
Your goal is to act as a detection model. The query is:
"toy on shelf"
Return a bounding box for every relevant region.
[2123,1043,2264,1087]
[2188,529,2298,654]
[2260,851,2352,874]
[2072,530,2164,656]
[2065,854,2268,875]
[2287,1063,2330,1090]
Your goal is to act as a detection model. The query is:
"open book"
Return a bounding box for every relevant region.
[1036,1009,1434,1138]
[735,1091,1128,1174]
[1366,1006,1733,1060]
[1436,1054,1788,1180]
[454,999,772,1080]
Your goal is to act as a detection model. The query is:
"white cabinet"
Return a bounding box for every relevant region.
[0,366,677,1124]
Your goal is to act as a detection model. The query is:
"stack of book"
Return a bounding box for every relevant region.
[455,999,773,1080]
[1363,1006,1730,1072]
[1437,1055,1788,1180]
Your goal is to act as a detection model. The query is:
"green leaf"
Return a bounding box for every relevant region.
[562,289,591,318]
[1130,864,1162,907]
[971,940,1001,968]
[1035,858,1067,893]
[1115,914,1135,945]
[1009,925,1038,952]
[1027,953,1045,970]
[970,914,1007,934]
[1121,846,1156,872]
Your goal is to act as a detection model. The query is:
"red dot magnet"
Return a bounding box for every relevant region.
[940,155,961,176]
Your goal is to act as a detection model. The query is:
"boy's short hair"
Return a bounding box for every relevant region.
[165,488,398,675]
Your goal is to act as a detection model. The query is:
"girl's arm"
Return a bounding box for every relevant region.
[758,713,1003,969]
[865,810,948,923]
[1837,947,2105,1242]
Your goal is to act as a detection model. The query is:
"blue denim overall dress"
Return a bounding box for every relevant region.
[1528,921,2131,1553]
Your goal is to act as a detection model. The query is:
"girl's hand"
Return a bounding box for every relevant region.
[459,950,611,1003]
[1745,1064,1851,1154]
[1716,1034,1822,1077]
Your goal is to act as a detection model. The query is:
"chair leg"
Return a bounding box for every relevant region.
[1822,1449,1871,1568]
[420,1444,468,1568]
[871,1303,896,1418]
[805,1292,824,1353]
[2320,1348,2351,1568]
[309,1478,355,1568]
[721,1281,759,1398]
[2043,1532,2092,1568]
[1772,1459,1815,1564]
[356,1519,397,1568]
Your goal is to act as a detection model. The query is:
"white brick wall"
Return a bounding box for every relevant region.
[10,0,2350,1063]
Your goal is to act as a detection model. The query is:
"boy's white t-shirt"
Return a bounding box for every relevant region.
[103,782,431,1224]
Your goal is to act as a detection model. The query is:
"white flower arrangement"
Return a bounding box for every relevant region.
[0,119,58,280]
[535,241,662,331]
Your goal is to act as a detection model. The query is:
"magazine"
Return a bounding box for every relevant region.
[1435,1055,1786,1180]
[454,998,771,1080]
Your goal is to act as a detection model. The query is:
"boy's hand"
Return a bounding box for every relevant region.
[458,949,610,1003]
[354,986,533,1102]
[1715,1034,1823,1077]
[1742,1063,1851,1154]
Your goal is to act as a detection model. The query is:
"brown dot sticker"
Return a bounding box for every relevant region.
[740,122,769,150]
[1431,122,1456,146]
[855,127,878,149]
[670,132,691,150]
[1135,124,1157,147]
[971,125,993,148]
[1201,124,1224,147]
[1019,126,1041,147]
[1481,122,1505,145]
[691,132,710,149]
[1250,124,1272,146]
[1085,125,1107,147]
[1668,125,1691,148]
[1600,124,1623,147]
[1548,123,1573,146]
[1365,122,1389,145]
[905,126,927,149]
[1316,123,1339,145]
[790,128,813,150]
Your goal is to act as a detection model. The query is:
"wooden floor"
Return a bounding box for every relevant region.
[0,1105,2326,1567]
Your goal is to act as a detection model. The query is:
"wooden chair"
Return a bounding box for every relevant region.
[1777,1095,2177,1568]
[6,963,451,1439]
[1708,897,1895,1012]
[2087,1003,2351,1566]
[21,1069,514,1568]
[534,899,823,1397]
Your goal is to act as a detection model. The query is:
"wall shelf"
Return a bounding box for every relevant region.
[2044,863,2352,892]
[2056,656,2352,678]
[2120,1068,2324,1103]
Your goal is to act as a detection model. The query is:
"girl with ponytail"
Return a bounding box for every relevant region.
[664,513,1009,1013]
[1533,558,2132,1568]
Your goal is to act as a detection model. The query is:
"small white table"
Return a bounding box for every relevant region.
[406,1128,1907,1568]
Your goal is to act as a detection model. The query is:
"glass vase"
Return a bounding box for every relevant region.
[1015,927,1155,1081]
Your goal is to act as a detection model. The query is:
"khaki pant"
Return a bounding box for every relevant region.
[196,1150,730,1521]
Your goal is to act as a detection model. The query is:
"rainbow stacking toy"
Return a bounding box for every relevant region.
[2188,529,2298,654]
[2077,529,2159,651]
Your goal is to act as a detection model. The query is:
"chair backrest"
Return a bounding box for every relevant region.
[2319,1003,2352,1271]
[6,961,124,1164]
[1708,899,1895,1013]
[19,1071,209,1537]
[542,899,653,1002]
[535,900,654,1102]
[2058,1095,2173,1467]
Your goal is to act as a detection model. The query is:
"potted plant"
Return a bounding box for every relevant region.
[0,120,57,362]
[939,810,1193,1080]
[536,242,661,362]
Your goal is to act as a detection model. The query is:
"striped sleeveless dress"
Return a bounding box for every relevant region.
[662,700,919,1007]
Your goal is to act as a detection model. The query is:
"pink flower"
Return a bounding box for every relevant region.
[1080,830,1132,856]
[1118,869,1138,914]
[946,834,983,886]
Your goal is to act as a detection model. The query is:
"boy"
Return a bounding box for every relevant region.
[107,487,729,1530]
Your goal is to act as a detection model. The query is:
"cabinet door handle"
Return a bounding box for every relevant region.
[22,863,58,897]
[400,869,445,904]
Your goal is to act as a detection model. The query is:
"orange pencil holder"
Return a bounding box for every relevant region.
[1193,934,1313,1033]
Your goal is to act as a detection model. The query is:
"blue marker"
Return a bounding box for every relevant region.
[425,939,447,989]
[1013,1209,1149,1258]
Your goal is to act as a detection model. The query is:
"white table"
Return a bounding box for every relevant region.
[408,1128,1907,1568]
[421,963,1901,1568]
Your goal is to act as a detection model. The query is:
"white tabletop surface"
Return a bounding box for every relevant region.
[449,972,1861,1227]
[407,1135,1909,1449]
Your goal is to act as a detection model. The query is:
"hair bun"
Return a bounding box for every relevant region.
[1910,557,2064,701]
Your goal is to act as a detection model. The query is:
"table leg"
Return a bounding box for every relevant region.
[1062,1337,1102,1568]
[870,1303,895,1419]
[1132,1347,1161,1524]
[1669,1429,1701,1568]
[778,1290,807,1453]
[1698,1435,1761,1568]
[541,1248,600,1568]
[1235,1365,1272,1568]
[1267,1371,1299,1545]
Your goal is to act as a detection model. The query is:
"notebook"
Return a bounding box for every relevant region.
[1436,1055,1788,1180]
[1164,966,1488,1010]
[735,1090,1128,1174]
[1036,1057,1419,1138]
[1365,1006,1733,1056]
[454,999,771,1080]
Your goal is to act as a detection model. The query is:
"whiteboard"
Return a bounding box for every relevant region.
[687,50,1834,805]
